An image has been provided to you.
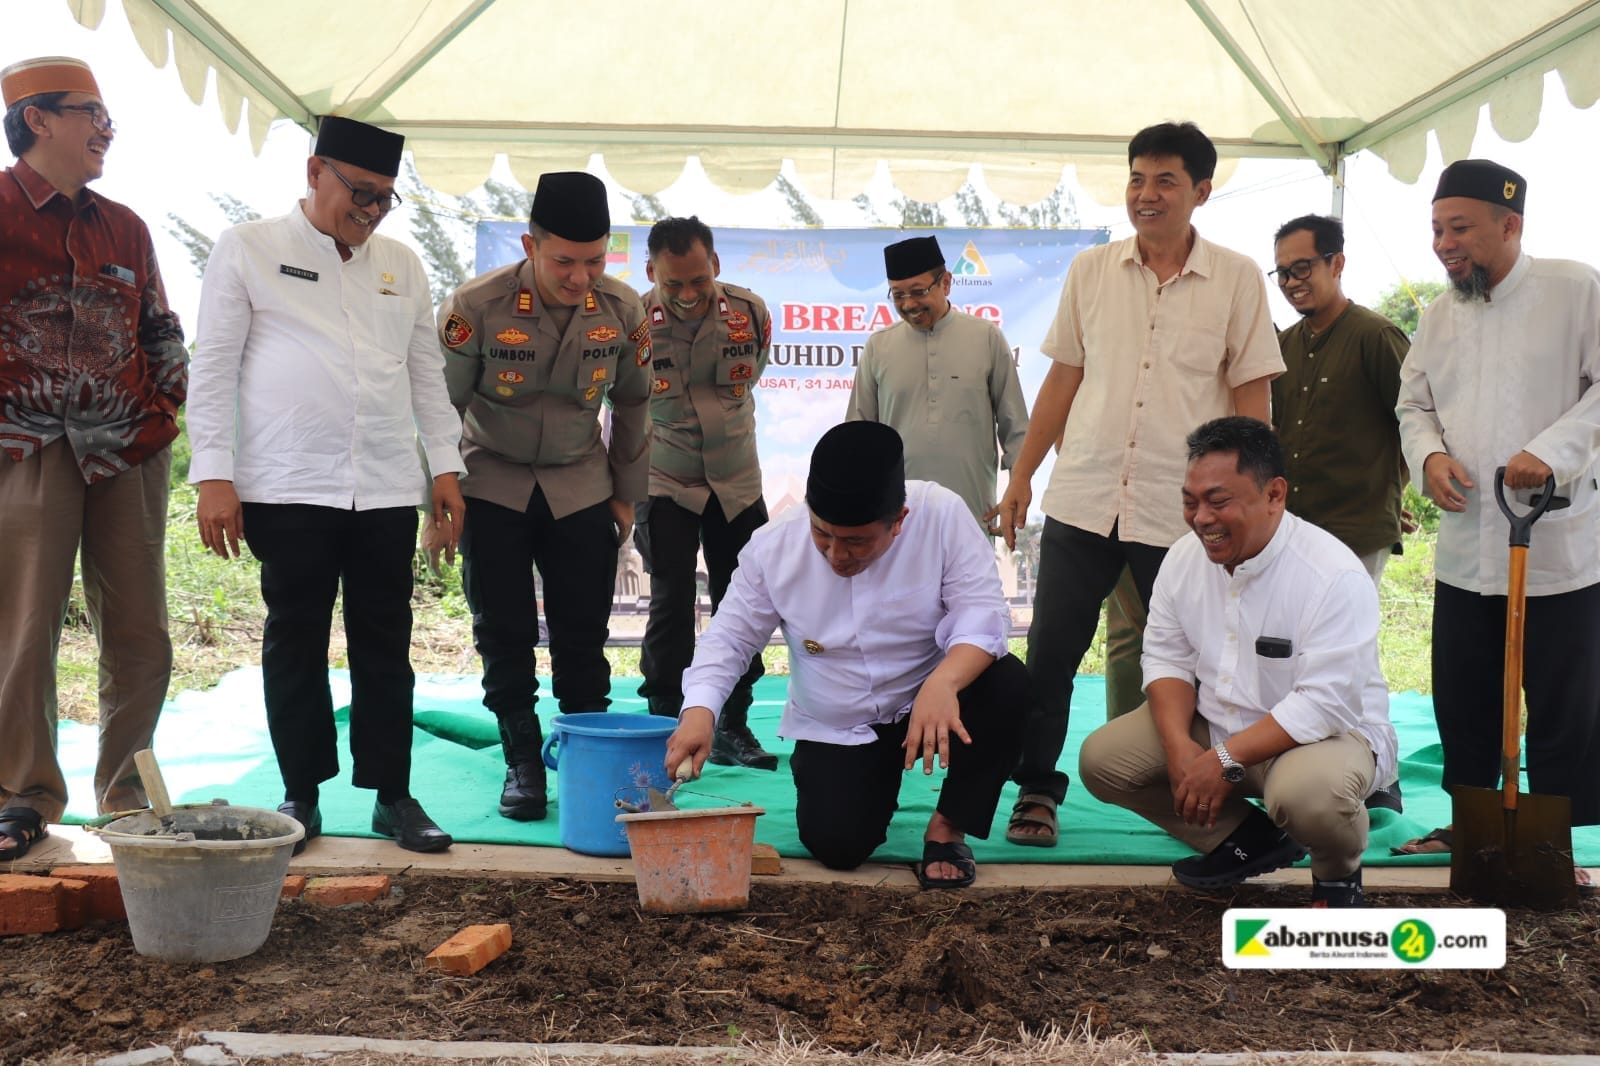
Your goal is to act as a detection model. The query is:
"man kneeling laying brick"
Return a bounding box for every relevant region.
[1079,416,1397,907]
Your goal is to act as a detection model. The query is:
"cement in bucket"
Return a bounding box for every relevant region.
[617,806,766,914]
[542,713,676,856]
[96,802,304,962]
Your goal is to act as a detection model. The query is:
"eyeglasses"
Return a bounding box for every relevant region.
[887,271,946,302]
[1268,253,1335,284]
[49,103,115,134]
[321,158,403,212]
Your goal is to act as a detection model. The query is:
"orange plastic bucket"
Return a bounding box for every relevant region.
[615,806,766,914]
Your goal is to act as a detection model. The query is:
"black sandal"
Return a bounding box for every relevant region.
[917,839,977,890]
[0,807,48,860]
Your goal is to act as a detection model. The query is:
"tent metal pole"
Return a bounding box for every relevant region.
[1331,155,1347,220]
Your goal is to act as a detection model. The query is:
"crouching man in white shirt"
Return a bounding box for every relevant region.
[1079,417,1397,907]
[665,421,1028,889]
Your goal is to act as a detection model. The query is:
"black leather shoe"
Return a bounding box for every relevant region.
[1364,780,1404,814]
[1172,813,1306,890]
[709,722,779,771]
[1311,868,1366,908]
[277,799,321,857]
[499,761,548,821]
[371,797,453,853]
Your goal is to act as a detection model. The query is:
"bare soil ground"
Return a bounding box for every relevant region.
[4,878,1599,1063]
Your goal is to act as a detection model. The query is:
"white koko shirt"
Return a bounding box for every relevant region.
[1398,253,1600,596]
[187,206,464,507]
[1142,512,1398,786]
[681,480,1012,745]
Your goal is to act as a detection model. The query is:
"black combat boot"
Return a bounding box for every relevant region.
[709,701,778,771]
[497,714,548,821]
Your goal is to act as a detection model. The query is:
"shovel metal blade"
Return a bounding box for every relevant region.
[1450,785,1577,910]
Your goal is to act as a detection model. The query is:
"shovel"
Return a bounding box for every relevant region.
[1450,468,1578,910]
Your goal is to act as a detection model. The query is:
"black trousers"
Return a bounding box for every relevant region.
[789,654,1028,869]
[1433,580,1600,825]
[242,503,418,796]
[1015,519,1166,803]
[635,493,767,718]
[460,488,617,720]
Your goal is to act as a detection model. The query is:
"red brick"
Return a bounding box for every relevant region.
[0,874,86,935]
[281,875,309,899]
[49,866,126,922]
[53,878,89,931]
[425,923,512,975]
[303,875,391,906]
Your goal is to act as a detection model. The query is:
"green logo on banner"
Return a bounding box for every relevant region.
[1392,918,1436,963]
[1235,918,1270,956]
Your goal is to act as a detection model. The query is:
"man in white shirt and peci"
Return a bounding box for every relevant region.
[187,116,464,855]
[665,422,1028,890]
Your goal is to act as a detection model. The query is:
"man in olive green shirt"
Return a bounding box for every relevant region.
[1269,213,1408,812]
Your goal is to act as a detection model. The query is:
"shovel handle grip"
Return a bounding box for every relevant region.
[1494,468,1559,549]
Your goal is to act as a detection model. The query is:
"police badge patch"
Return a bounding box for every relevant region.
[443,312,474,349]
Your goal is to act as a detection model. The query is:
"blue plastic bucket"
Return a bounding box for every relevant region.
[542,713,677,856]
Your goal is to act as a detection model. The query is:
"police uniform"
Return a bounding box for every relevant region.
[438,260,652,744]
[635,281,775,765]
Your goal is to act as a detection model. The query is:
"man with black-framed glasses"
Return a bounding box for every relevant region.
[848,235,1028,532]
[0,57,188,860]
[1269,213,1409,814]
[1269,215,1408,588]
[187,115,466,855]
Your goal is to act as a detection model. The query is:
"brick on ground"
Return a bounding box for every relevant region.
[281,875,308,899]
[425,923,513,975]
[303,874,391,906]
[50,865,127,922]
[0,873,88,935]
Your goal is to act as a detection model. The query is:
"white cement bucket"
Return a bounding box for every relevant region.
[94,801,304,962]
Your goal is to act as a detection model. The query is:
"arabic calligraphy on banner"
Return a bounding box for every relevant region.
[473,224,1108,508]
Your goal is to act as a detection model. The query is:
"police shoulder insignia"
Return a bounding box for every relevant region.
[632,318,652,342]
[649,306,666,328]
[803,639,824,655]
[636,338,652,366]
[443,312,474,349]
[762,316,772,347]
[515,289,535,316]
[584,291,599,313]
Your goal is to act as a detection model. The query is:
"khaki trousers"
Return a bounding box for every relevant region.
[1079,703,1375,879]
[0,440,172,821]
[1103,567,1146,720]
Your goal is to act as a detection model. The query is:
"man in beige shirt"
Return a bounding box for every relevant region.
[990,121,1283,848]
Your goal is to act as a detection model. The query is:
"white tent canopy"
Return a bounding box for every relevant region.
[68,0,1600,203]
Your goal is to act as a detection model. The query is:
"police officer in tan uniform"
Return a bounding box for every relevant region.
[437,171,652,821]
[635,217,777,769]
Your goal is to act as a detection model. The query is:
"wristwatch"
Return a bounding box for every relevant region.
[1215,742,1247,783]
